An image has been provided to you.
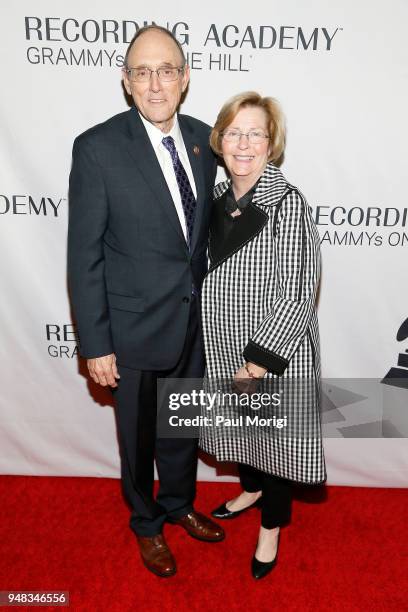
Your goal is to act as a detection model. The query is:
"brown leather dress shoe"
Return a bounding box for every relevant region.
[136,534,176,577]
[170,511,225,542]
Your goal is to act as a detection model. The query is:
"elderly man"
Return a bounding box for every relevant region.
[68,25,223,577]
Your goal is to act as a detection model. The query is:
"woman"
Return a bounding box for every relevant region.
[200,92,326,579]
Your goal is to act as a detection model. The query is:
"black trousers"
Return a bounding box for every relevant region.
[113,296,204,537]
[238,463,292,529]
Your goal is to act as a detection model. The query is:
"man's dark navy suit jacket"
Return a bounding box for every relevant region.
[68,106,217,370]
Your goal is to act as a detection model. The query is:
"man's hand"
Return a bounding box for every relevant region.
[87,353,120,388]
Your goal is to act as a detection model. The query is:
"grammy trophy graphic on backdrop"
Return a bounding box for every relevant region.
[381,318,408,390]
[314,317,408,438]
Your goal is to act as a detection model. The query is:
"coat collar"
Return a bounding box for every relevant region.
[208,194,268,271]
[214,162,293,207]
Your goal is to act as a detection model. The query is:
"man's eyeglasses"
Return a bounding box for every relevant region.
[125,66,185,83]
[222,130,270,144]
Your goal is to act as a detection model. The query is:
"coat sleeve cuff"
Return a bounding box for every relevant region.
[243,340,289,376]
[78,337,114,360]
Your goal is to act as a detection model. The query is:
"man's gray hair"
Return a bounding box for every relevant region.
[124,25,186,67]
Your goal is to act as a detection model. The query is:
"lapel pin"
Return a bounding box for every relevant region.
[193,145,200,156]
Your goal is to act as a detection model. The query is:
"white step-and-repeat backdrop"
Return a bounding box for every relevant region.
[1,1,407,486]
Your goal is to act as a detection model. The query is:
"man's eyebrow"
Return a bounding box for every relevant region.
[131,62,176,68]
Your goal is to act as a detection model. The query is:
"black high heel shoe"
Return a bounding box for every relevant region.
[211,496,262,519]
[251,531,280,579]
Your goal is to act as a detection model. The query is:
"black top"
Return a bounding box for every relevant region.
[209,182,258,267]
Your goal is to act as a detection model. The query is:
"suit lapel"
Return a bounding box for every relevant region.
[178,115,206,254]
[126,107,187,249]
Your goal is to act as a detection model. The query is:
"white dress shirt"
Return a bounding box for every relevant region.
[138,111,197,242]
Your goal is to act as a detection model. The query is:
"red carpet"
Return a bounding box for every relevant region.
[0,476,406,611]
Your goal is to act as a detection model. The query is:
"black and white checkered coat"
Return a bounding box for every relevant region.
[200,163,326,484]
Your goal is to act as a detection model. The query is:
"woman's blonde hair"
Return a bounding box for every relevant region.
[210,91,286,163]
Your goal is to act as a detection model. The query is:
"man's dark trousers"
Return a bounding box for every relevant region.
[113,294,204,537]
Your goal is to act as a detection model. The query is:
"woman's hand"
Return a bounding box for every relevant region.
[233,362,267,394]
[245,363,267,378]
